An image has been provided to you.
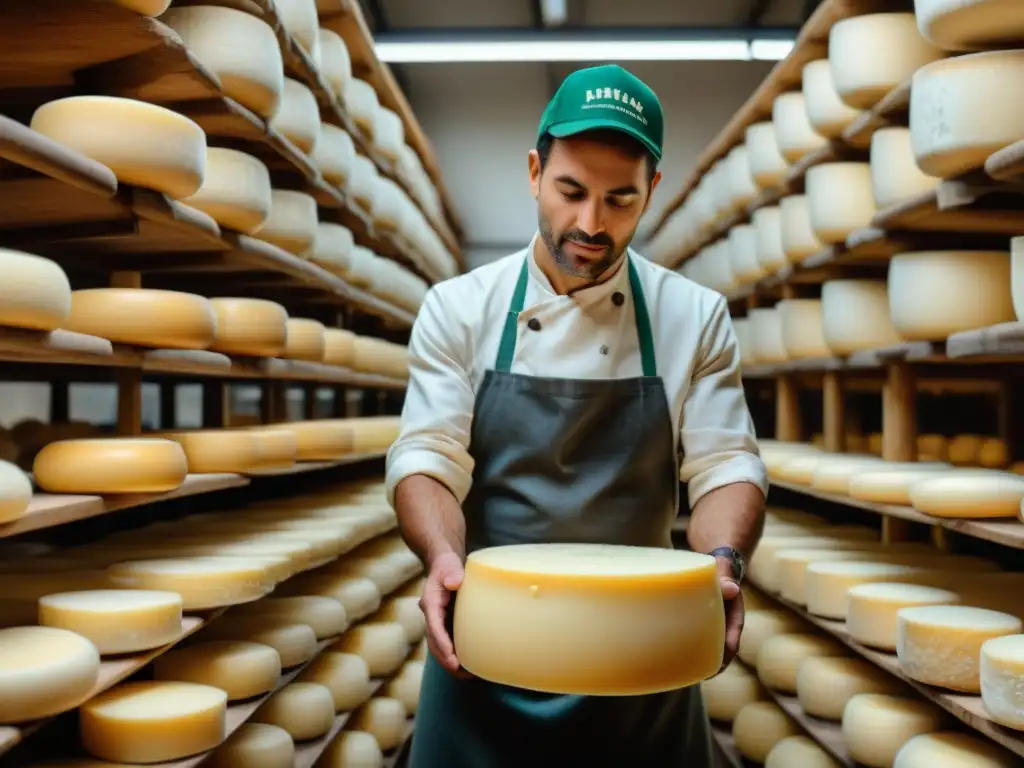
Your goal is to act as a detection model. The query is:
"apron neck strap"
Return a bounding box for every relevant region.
[494,255,658,377]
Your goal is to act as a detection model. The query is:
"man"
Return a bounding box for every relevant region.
[386,64,767,767]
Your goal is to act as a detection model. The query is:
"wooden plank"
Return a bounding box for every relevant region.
[985,138,1024,182]
[947,323,1024,360]
[841,79,911,148]
[245,452,386,477]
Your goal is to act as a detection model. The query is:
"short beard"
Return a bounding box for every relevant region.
[539,217,628,281]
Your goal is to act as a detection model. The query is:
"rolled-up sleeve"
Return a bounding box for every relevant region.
[385,284,476,506]
[679,295,768,507]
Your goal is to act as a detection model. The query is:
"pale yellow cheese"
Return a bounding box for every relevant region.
[779,195,824,264]
[198,619,318,668]
[386,660,423,715]
[0,460,32,524]
[803,59,862,138]
[278,574,382,620]
[894,732,1019,767]
[160,429,263,474]
[908,471,1024,518]
[181,148,272,233]
[811,456,890,493]
[842,693,948,768]
[209,298,288,357]
[108,557,276,610]
[776,545,935,605]
[870,127,940,209]
[351,697,406,751]
[777,299,831,359]
[755,632,845,693]
[752,206,788,273]
[749,307,788,363]
[38,590,182,654]
[745,121,789,188]
[80,681,227,762]
[455,544,723,695]
[700,662,765,721]
[738,611,806,668]
[821,278,902,355]
[230,596,347,640]
[846,583,961,651]
[375,596,426,644]
[259,190,318,255]
[342,79,380,138]
[748,529,878,588]
[319,29,353,98]
[805,162,876,244]
[33,438,188,494]
[350,337,409,379]
[153,640,281,701]
[306,223,356,278]
[284,318,326,361]
[319,730,383,768]
[30,96,206,199]
[0,626,100,724]
[312,124,356,187]
[65,289,217,350]
[732,701,800,763]
[0,248,72,332]
[980,633,1024,730]
[287,419,354,460]
[796,656,900,720]
[916,0,1024,52]
[373,108,406,163]
[323,328,357,368]
[766,735,840,768]
[298,651,371,711]
[848,463,952,505]
[253,682,335,740]
[773,453,828,484]
[772,92,828,163]
[269,78,320,155]
[207,723,295,768]
[350,416,403,454]
[332,622,408,677]
[117,0,171,15]
[274,0,320,64]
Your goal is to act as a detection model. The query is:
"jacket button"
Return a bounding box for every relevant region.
[527,318,542,331]
[612,291,625,306]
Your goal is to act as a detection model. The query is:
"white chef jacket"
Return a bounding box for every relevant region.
[385,236,768,510]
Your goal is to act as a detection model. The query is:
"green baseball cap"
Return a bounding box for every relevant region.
[537,64,664,162]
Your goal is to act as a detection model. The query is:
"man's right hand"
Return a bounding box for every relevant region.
[420,550,468,675]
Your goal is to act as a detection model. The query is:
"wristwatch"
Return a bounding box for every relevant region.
[708,546,746,583]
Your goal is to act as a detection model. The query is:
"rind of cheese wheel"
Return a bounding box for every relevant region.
[870,127,939,208]
[700,662,765,721]
[745,121,789,188]
[731,701,800,763]
[30,96,205,199]
[346,155,379,212]
[0,626,100,724]
[80,681,228,763]
[375,596,426,644]
[911,51,1024,178]
[297,651,371,711]
[829,14,944,110]
[778,195,823,264]
[897,605,1022,692]
[724,145,758,210]
[38,590,183,654]
[351,337,409,379]
[253,682,335,740]
[373,108,406,162]
[153,640,281,701]
[777,299,830,359]
[108,558,276,610]
[796,656,901,720]
[268,78,319,155]
[947,433,984,466]
[748,308,788,363]
[33,438,188,494]
[727,224,765,283]
[810,456,889,493]
[0,248,72,332]
[160,429,262,475]
[916,0,1024,52]
[208,298,288,357]
[306,223,355,276]
[342,79,380,136]
[454,544,724,695]
[230,596,347,640]
[180,148,272,234]
[332,622,409,677]
[766,735,840,768]
[748,529,879,587]
[842,693,948,768]
[352,697,407,751]
[847,463,952,505]
[274,0,320,64]
[287,419,354,460]
[754,632,845,693]
[160,6,283,118]
[978,436,1009,469]
[206,723,295,768]
[802,59,862,138]
[323,328,357,367]
[318,29,353,97]
[65,289,217,350]
[247,427,298,470]
[259,190,318,255]
[908,471,1024,518]
[772,92,828,163]
[821,279,902,355]
[386,660,423,714]
[894,732,1019,768]
[889,251,1015,340]
[351,416,402,454]
[0,460,32,524]
[773,453,828,484]
[284,318,326,362]
[980,634,1024,729]
[320,730,383,768]
[198,618,318,668]
[116,0,172,15]
[278,574,382,620]
[805,162,876,244]
[345,245,379,288]
[312,124,356,187]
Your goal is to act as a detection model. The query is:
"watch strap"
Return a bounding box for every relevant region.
[708,546,745,583]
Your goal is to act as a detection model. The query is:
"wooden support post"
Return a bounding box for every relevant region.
[882,360,917,544]
[260,383,288,424]
[116,369,142,436]
[160,384,176,430]
[110,271,142,289]
[49,382,69,424]
[202,382,229,427]
[822,371,846,453]
[331,386,348,417]
[775,374,802,442]
[304,385,318,420]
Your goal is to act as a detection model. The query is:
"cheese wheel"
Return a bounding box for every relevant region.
[0,248,71,332]
[774,546,914,604]
[65,289,216,350]
[0,460,32,524]
[209,298,288,357]
[755,632,845,692]
[274,0,320,64]
[772,92,828,163]
[947,434,984,465]
[343,79,380,137]
[805,162,876,244]
[287,419,354,460]
[284,318,326,361]
[821,279,901,355]
[829,14,945,109]
[739,611,805,667]
[161,429,262,474]
[766,736,840,768]
[752,206,788,273]
[199,619,318,668]
[749,529,880,586]
[373,108,405,163]
[319,29,353,97]
[745,121,789,188]
[842,693,948,768]
[269,78,319,155]
[259,190,318,255]
[803,60,862,138]
[38,590,182,654]
[350,416,402,454]
[796,656,900,720]
[727,225,762,283]
[81,681,227,762]
[352,697,406,751]
[180,148,271,233]
[777,299,830,359]
[207,723,295,768]
[279,575,381,620]
[351,337,409,379]
[346,155,379,213]
[847,582,960,651]
[979,437,1009,468]
[774,454,829,484]
[108,558,275,610]
[118,0,172,14]
[811,456,890,493]
[776,195,822,264]
[894,732,1019,768]
[911,51,1024,178]
[375,596,425,644]
[889,251,1015,340]
[230,596,348,640]
[323,328,357,367]
[980,634,1024,729]
[306,223,356,278]
[454,544,724,695]
[33,438,188,494]
[254,682,335,741]
[298,651,371,712]
[724,145,758,210]
[153,640,281,701]
[909,471,1024,518]
[332,622,408,677]
[320,730,383,768]
[312,124,357,187]
[0,626,100,724]
[30,96,205,199]
[386,660,423,715]
[732,701,800,763]
[160,6,283,117]
[700,662,765,721]
[897,605,1022,692]
[749,307,788,363]
[847,463,952,505]
[916,0,1024,51]
[870,128,939,209]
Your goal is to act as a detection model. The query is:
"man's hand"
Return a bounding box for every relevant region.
[420,551,469,676]
[716,558,744,671]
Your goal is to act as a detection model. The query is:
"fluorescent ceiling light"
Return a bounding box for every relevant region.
[375,39,794,64]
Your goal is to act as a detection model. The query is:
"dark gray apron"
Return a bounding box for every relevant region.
[407,256,713,768]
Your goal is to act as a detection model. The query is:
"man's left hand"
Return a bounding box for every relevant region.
[716,557,744,671]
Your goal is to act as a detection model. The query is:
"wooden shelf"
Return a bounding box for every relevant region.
[245,452,385,477]
[840,79,911,149]
[710,721,748,768]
